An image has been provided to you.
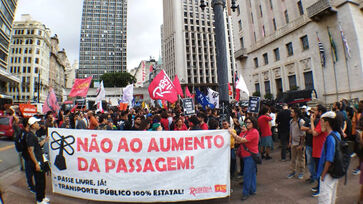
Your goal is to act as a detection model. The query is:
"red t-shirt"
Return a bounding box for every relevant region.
[160,118,169,131]
[240,128,259,158]
[200,123,208,130]
[174,124,188,131]
[258,115,272,137]
[312,120,328,158]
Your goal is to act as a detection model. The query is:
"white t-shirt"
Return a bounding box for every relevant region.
[270,113,276,127]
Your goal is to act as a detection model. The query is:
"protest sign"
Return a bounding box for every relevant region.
[49,128,230,202]
[182,98,195,115]
[248,96,260,113]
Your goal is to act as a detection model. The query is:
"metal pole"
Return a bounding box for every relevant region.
[212,0,230,120]
[37,69,40,103]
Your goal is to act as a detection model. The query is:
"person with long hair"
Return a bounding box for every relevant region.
[229,117,259,201]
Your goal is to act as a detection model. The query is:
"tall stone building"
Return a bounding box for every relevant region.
[162,0,236,93]
[77,0,128,81]
[50,34,69,102]
[232,0,363,104]
[0,0,19,103]
[7,14,51,103]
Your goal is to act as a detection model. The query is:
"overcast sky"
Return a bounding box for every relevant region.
[14,0,163,71]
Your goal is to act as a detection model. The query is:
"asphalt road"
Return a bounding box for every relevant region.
[0,137,20,173]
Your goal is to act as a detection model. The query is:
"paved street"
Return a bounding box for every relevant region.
[0,138,19,173]
[0,140,360,204]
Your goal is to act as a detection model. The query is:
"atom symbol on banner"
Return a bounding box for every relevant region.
[50,131,75,171]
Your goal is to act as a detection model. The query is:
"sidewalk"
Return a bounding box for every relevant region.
[1,149,360,204]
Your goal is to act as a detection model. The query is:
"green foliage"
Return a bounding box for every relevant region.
[264,93,273,99]
[252,91,261,97]
[100,72,136,87]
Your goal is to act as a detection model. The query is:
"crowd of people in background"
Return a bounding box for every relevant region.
[7,98,363,204]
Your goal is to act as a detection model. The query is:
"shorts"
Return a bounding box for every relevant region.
[260,135,274,148]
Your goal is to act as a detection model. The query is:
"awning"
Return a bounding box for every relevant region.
[0,68,20,84]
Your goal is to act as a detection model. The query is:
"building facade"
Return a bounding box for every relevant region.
[0,0,19,102]
[232,0,363,104]
[130,59,158,87]
[7,14,51,103]
[162,0,236,94]
[77,0,128,81]
[49,34,69,102]
[65,60,78,89]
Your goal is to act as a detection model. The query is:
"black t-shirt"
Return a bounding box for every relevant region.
[26,131,44,164]
[276,109,291,133]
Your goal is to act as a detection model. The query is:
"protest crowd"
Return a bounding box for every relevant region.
[4,96,362,204]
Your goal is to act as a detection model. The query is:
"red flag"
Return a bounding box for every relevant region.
[149,65,153,73]
[185,87,192,98]
[43,88,60,113]
[69,77,92,97]
[172,75,184,98]
[148,70,178,103]
[70,104,78,113]
[228,83,232,96]
[235,89,240,101]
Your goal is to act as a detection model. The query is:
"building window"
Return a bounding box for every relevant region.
[284,10,289,23]
[272,18,277,31]
[269,0,273,9]
[263,53,268,65]
[274,48,280,61]
[259,5,263,17]
[237,5,240,16]
[304,71,314,89]
[254,57,259,68]
[286,42,293,56]
[240,37,244,48]
[297,1,304,15]
[238,20,242,31]
[255,83,260,93]
[264,81,271,94]
[289,75,297,90]
[301,35,309,50]
[251,12,254,24]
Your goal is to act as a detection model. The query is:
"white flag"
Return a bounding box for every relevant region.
[95,81,106,103]
[236,74,250,96]
[123,84,134,104]
[207,88,219,108]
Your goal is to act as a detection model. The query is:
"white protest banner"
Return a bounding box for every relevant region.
[48,128,230,202]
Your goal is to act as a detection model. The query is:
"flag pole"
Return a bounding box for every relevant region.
[338,22,352,100]
[316,32,327,104]
[327,27,339,102]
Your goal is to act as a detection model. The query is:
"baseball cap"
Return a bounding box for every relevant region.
[28,117,41,126]
[321,111,336,119]
[301,105,307,109]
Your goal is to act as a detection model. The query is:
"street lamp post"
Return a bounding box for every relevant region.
[200,0,237,120]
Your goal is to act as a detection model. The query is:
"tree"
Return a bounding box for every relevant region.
[100,72,136,87]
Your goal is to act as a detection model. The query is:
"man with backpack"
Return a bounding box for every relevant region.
[317,111,350,204]
[14,118,35,193]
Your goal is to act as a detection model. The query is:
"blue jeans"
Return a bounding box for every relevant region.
[243,156,256,196]
[306,146,315,180]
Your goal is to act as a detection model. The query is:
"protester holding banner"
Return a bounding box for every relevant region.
[222,120,236,178]
[87,111,99,130]
[230,117,260,201]
[197,112,209,130]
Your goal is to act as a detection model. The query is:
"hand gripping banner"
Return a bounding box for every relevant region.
[48,128,230,202]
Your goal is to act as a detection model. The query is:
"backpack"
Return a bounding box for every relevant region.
[14,130,27,153]
[325,132,351,183]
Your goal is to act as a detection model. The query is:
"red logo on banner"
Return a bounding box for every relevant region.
[214,185,227,193]
[189,186,212,196]
[148,70,178,103]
